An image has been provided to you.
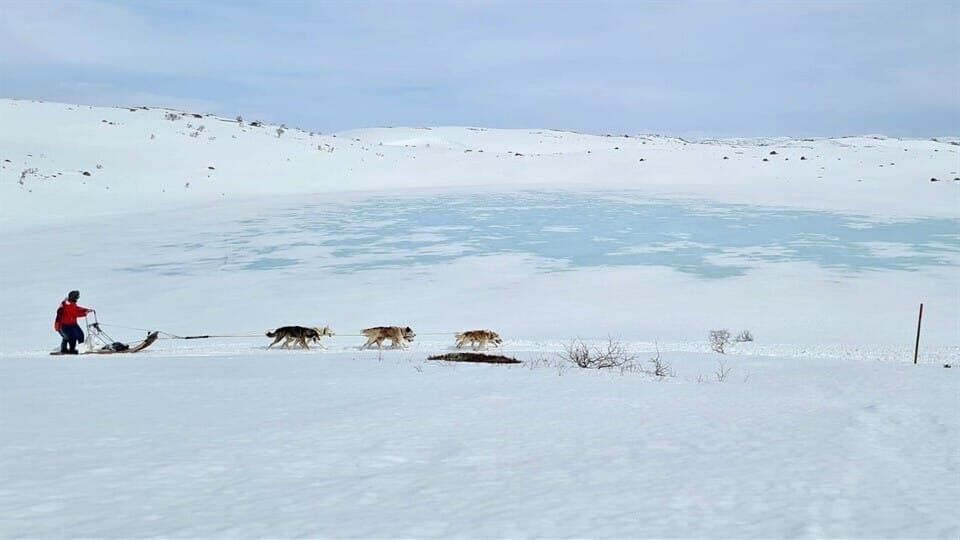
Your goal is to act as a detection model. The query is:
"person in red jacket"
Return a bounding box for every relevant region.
[54,290,94,354]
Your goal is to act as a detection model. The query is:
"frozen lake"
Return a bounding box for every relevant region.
[122,191,960,278]
[1,189,957,349]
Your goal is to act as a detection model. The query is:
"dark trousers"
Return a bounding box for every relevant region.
[59,324,85,353]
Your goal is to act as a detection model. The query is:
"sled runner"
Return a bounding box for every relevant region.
[50,331,160,355]
[91,330,159,354]
[51,312,160,355]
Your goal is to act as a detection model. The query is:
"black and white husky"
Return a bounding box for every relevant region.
[266,326,334,349]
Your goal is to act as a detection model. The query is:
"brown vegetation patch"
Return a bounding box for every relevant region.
[428,352,521,364]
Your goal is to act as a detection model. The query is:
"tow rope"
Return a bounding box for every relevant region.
[99,323,264,340]
[98,322,456,340]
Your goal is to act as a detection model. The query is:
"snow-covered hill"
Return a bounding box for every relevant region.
[2,98,958,229]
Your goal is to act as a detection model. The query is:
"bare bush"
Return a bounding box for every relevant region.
[563,340,592,368]
[276,124,286,138]
[710,329,731,354]
[235,115,243,124]
[526,354,550,370]
[164,112,181,121]
[645,346,674,378]
[734,330,754,343]
[596,339,636,369]
[562,338,636,370]
[715,361,732,382]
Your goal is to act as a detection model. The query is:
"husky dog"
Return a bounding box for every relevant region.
[266,326,334,349]
[455,329,503,350]
[360,326,415,350]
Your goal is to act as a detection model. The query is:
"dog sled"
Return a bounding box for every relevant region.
[51,313,160,355]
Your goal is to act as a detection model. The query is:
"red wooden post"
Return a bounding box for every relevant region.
[913,303,923,365]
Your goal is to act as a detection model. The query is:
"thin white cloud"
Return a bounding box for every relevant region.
[0,0,956,136]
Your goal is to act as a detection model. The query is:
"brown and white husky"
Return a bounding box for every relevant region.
[455,329,502,350]
[360,326,416,350]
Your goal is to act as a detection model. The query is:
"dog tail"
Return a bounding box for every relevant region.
[265,330,276,337]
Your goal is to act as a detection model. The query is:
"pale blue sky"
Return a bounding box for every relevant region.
[2,0,957,136]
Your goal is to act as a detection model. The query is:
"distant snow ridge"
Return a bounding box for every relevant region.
[1,98,958,229]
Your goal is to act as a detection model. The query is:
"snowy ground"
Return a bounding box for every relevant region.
[1,99,958,537]
[1,349,957,538]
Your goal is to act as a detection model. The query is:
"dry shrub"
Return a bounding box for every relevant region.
[710,329,731,354]
[646,350,674,378]
[715,361,732,382]
[563,338,635,369]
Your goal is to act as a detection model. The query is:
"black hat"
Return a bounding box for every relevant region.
[67,290,80,301]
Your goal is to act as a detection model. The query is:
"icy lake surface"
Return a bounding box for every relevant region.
[125,191,959,278]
